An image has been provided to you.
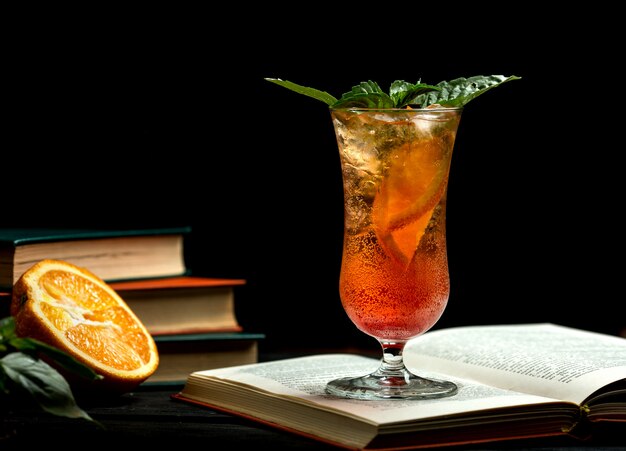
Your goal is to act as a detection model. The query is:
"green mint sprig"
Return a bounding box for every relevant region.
[265,75,521,109]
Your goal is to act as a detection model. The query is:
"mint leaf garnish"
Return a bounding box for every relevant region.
[413,75,522,108]
[332,81,394,109]
[389,80,441,108]
[265,74,520,109]
[264,78,337,106]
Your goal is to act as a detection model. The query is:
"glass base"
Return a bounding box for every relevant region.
[325,368,458,400]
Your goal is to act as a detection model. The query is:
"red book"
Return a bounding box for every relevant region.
[0,291,10,317]
[108,276,246,336]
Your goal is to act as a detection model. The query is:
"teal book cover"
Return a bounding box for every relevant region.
[144,332,266,386]
[0,226,192,247]
[153,332,266,344]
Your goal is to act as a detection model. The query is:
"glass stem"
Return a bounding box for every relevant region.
[378,340,410,378]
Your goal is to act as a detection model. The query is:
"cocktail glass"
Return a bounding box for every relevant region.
[325,107,462,400]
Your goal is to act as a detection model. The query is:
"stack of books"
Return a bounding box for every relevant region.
[0,226,264,386]
[109,275,264,386]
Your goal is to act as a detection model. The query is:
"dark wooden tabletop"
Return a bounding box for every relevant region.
[3,383,625,450]
[2,385,334,449]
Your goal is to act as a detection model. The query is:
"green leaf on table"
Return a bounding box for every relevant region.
[10,336,102,382]
[1,316,101,382]
[0,316,16,354]
[0,316,17,341]
[0,351,98,423]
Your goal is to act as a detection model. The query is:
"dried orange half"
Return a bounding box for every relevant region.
[10,259,159,394]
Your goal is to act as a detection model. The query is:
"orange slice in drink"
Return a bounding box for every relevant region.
[372,138,450,266]
[10,259,159,394]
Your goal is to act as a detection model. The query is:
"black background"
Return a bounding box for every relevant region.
[5,9,623,352]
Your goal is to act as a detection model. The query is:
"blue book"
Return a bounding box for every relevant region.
[0,226,191,289]
[144,332,266,386]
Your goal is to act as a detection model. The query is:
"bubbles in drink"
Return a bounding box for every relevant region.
[332,108,461,341]
[340,227,450,340]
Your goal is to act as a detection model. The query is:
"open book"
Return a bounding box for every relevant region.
[173,323,626,450]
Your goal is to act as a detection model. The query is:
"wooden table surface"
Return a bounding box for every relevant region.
[3,384,625,450]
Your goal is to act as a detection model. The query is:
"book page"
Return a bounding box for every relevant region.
[189,354,561,425]
[404,323,626,404]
